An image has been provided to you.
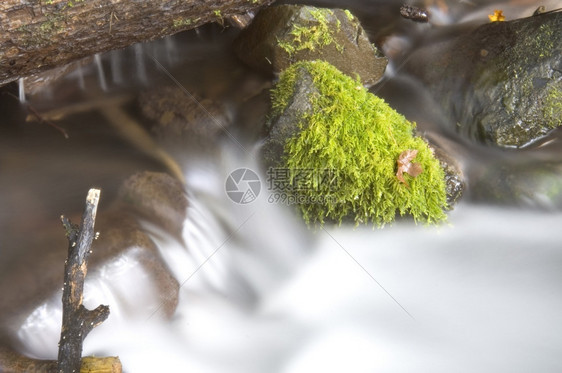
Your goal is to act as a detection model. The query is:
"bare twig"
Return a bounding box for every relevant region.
[27,104,70,139]
[1,91,69,139]
[0,189,121,373]
[57,189,112,373]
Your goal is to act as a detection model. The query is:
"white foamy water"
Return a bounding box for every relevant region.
[12,144,562,372]
[80,148,562,372]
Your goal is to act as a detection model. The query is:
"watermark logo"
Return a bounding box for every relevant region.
[226,167,341,205]
[266,168,339,192]
[225,168,261,204]
[266,167,340,205]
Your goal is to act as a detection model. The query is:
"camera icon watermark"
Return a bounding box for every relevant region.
[226,167,340,206]
[225,168,261,204]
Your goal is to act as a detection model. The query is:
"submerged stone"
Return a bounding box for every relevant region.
[91,211,180,318]
[138,86,231,145]
[0,202,181,333]
[118,171,188,236]
[264,60,451,226]
[234,5,387,86]
[470,161,562,208]
[406,11,562,148]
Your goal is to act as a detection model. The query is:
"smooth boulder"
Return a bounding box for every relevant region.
[234,5,388,86]
[406,12,562,148]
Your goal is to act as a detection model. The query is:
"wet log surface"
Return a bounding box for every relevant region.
[0,0,274,86]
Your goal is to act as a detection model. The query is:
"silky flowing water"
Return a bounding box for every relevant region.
[1,1,562,372]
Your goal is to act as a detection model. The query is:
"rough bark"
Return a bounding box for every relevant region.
[0,0,275,86]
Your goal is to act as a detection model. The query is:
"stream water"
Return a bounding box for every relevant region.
[1,1,562,372]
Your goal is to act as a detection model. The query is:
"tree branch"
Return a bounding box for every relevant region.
[0,0,274,86]
[0,189,121,373]
[57,188,114,373]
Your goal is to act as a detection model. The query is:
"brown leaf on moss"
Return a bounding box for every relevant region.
[396,149,423,187]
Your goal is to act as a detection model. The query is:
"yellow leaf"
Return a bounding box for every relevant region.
[488,10,505,22]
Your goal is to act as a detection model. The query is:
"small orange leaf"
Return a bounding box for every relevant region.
[488,10,505,22]
[396,149,423,188]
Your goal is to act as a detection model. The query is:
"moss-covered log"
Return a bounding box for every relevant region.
[0,0,274,86]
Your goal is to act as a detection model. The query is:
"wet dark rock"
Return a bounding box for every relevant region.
[226,11,255,29]
[400,4,429,23]
[236,88,272,143]
[138,86,231,144]
[406,12,562,148]
[234,5,388,85]
[262,68,317,169]
[118,171,188,236]
[427,143,465,206]
[470,161,562,208]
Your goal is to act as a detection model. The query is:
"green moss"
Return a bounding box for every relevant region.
[543,85,562,128]
[533,23,554,59]
[39,17,58,33]
[277,7,343,57]
[271,61,448,226]
[17,13,66,48]
[213,9,224,26]
[173,18,192,29]
[63,0,84,8]
[344,9,354,21]
[19,0,88,47]
[39,0,84,9]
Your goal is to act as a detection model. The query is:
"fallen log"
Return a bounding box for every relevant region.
[0,0,274,86]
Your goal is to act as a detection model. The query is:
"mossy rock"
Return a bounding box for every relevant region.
[234,5,388,85]
[406,11,562,148]
[263,60,449,226]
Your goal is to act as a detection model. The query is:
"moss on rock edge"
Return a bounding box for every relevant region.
[270,61,448,226]
[276,7,342,57]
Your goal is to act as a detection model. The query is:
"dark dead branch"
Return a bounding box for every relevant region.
[0,189,120,372]
[1,91,69,138]
[57,188,117,373]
